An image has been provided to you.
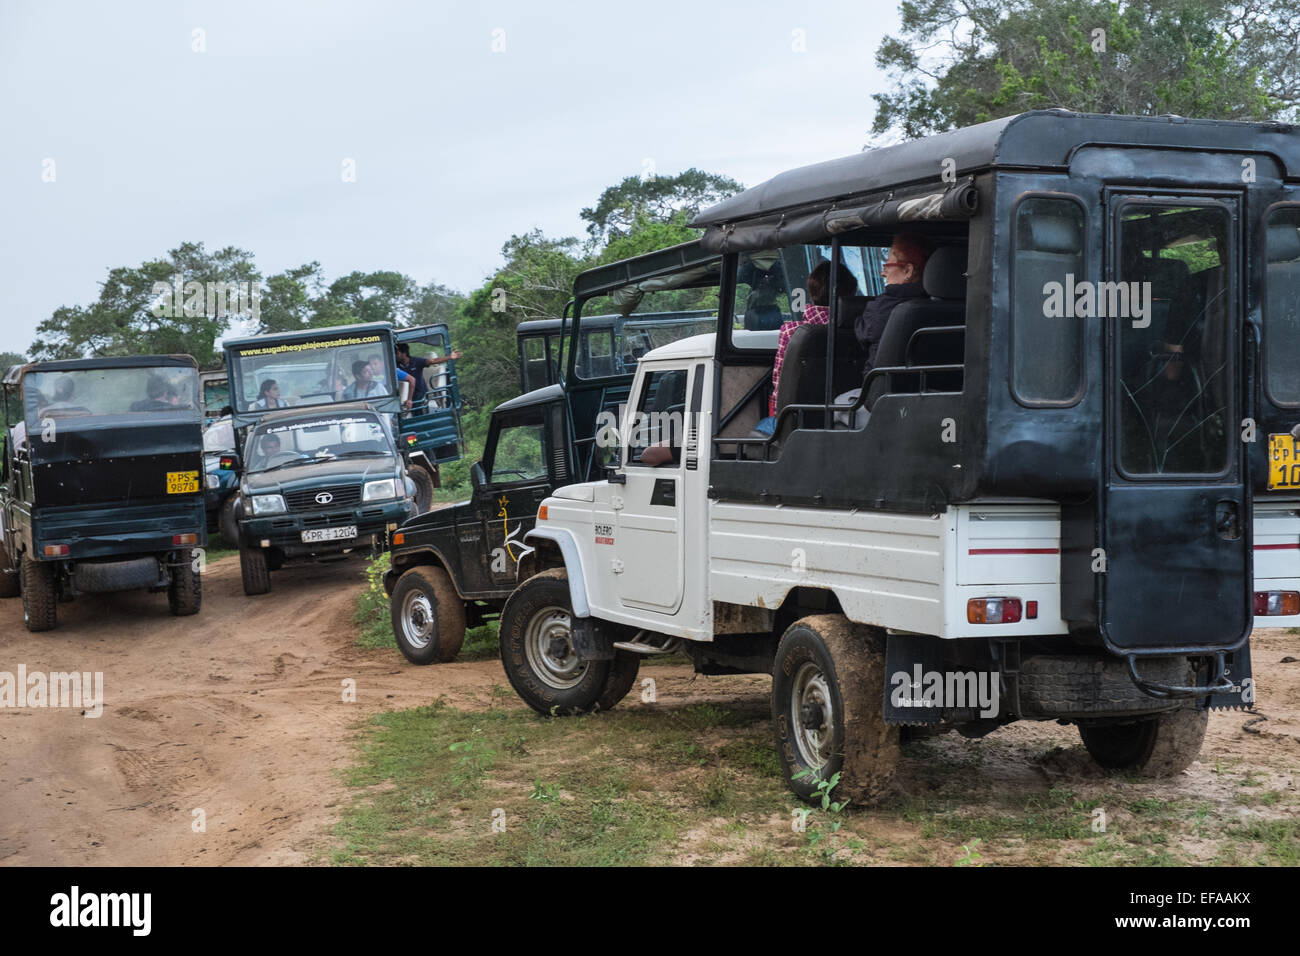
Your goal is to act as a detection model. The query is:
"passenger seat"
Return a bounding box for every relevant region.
[865,245,967,410]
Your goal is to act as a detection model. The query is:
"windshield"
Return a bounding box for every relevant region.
[246,413,394,473]
[23,367,199,429]
[228,331,397,413]
[203,377,229,412]
[203,417,235,452]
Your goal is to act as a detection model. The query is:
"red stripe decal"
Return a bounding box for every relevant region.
[1255,543,1300,551]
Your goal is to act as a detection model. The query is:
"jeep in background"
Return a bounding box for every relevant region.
[222,321,462,515]
[203,414,239,543]
[382,265,729,664]
[234,403,415,594]
[199,368,229,425]
[0,356,206,631]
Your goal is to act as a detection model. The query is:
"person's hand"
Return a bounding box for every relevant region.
[450,350,462,361]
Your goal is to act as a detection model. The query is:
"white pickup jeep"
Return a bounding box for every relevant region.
[500,111,1298,803]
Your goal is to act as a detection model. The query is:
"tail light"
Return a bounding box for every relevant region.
[43,544,70,557]
[173,534,198,546]
[1253,591,1300,616]
[968,597,1022,624]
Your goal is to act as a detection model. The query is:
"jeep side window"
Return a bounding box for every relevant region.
[1116,202,1232,476]
[1012,196,1086,405]
[627,368,688,467]
[490,423,546,483]
[1264,206,1300,406]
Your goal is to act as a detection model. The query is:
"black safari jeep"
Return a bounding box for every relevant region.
[383,301,725,664]
[0,356,206,631]
[235,403,416,594]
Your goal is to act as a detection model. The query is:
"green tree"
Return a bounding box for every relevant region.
[871,0,1298,139]
[256,262,325,334]
[0,351,28,372]
[31,242,260,367]
[581,168,742,245]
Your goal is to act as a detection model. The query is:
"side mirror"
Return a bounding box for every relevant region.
[470,461,487,489]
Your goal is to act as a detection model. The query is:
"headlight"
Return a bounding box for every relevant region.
[206,474,220,490]
[363,478,400,502]
[250,494,287,515]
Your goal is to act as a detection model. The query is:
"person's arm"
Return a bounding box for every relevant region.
[426,350,462,365]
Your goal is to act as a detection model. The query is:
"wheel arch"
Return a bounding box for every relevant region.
[521,527,591,617]
[387,544,464,598]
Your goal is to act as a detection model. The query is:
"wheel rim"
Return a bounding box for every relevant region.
[791,661,834,770]
[523,605,586,689]
[401,588,436,650]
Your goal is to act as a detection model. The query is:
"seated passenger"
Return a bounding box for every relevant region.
[855,234,934,371]
[342,361,384,401]
[130,376,173,411]
[753,259,859,436]
[252,379,288,410]
[43,377,79,412]
[831,234,935,427]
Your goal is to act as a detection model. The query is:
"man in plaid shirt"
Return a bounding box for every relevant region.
[768,260,859,417]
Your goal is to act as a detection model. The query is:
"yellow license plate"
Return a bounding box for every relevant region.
[1268,434,1300,490]
[166,470,200,494]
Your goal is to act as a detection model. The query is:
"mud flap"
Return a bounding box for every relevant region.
[1208,641,1255,711]
[883,633,944,725]
[571,617,615,662]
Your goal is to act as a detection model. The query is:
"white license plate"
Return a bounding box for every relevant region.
[301,526,357,543]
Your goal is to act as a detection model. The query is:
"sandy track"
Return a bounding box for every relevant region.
[1,553,1297,866]
[0,555,504,866]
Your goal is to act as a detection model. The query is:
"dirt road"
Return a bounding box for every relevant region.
[0,555,505,866]
[1,553,1297,865]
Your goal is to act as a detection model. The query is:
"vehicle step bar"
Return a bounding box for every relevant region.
[613,632,683,656]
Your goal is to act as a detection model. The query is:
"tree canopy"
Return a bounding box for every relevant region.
[871,0,1300,139]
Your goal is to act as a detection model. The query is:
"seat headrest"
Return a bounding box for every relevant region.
[836,295,870,329]
[922,245,967,299]
[1025,215,1081,254]
[1268,224,1300,263]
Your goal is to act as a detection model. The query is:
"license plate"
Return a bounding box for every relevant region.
[1269,434,1300,490]
[301,526,357,543]
[166,470,200,494]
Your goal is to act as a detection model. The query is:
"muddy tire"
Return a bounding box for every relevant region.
[20,554,57,632]
[390,565,466,664]
[168,551,202,616]
[772,615,898,806]
[499,569,617,715]
[597,651,641,712]
[240,547,271,596]
[1078,707,1208,776]
[0,546,19,599]
[408,466,434,514]
[218,495,239,546]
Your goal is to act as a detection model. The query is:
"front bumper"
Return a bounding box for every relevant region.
[240,498,415,555]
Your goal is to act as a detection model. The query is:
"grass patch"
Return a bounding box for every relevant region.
[333,702,698,865]
[354,553,393,650]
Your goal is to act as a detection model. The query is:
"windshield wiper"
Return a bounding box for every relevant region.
[249,455,331,474]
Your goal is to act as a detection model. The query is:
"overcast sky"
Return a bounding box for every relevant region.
[0,0,904,354]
